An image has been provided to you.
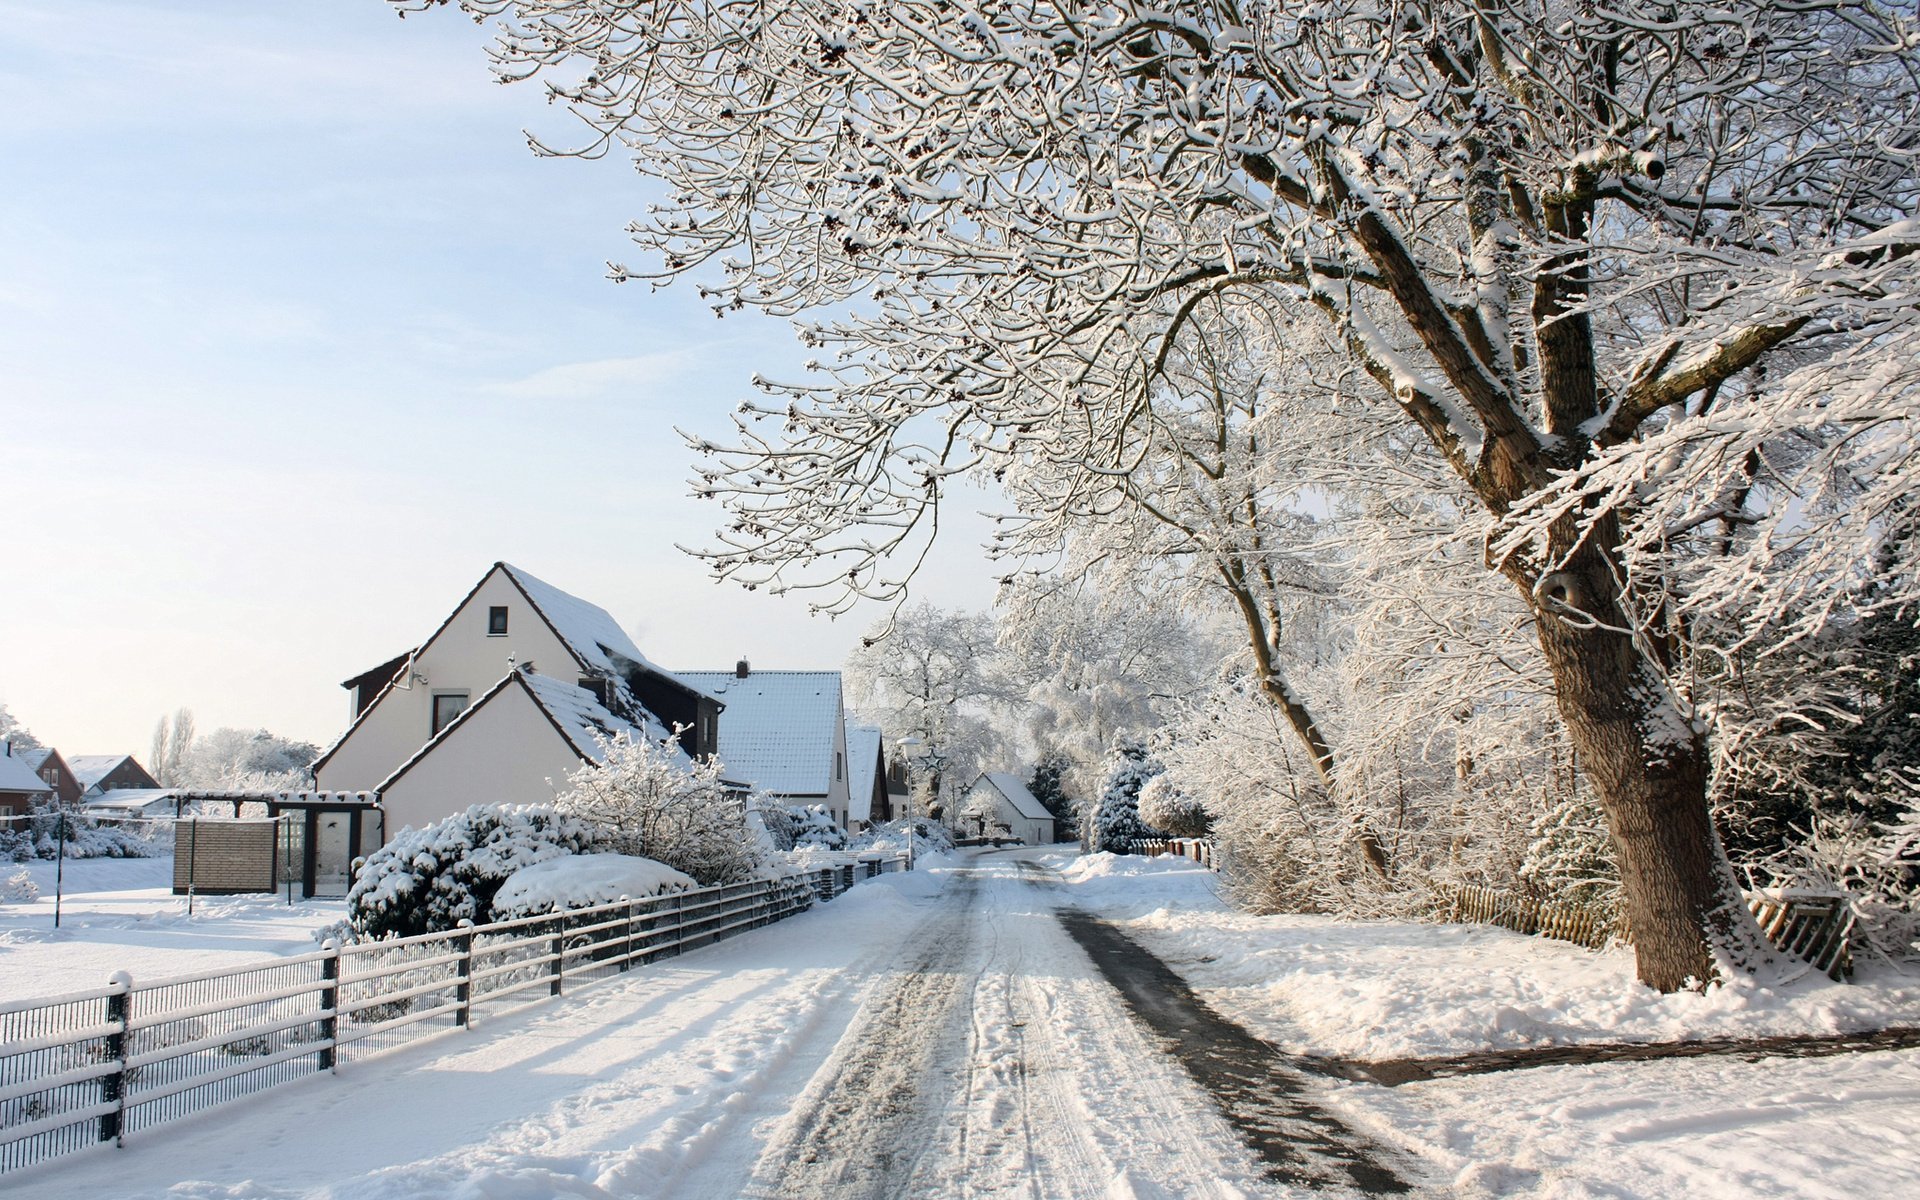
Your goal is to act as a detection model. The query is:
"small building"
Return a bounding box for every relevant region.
[14,747,82,807]
[69,754,161,798]
[677,664,851,829]
[960,773,1056,845]
[0,745,53,818]
[844,724,893,831]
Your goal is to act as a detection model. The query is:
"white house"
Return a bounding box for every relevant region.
[677,665,851,829]
[844,724,892,831]
[314,562,722,837]
[960,773,1057,845]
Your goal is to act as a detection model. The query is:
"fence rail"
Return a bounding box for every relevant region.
[1445,883,1855,979]
[0,855,908,1176]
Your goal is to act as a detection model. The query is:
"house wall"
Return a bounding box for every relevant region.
[377,682,584,835]
[317,568,576,793]
[91,760,159,794]
[963,780,1053,845]
[826,713,851,829]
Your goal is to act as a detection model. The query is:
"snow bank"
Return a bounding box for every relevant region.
[494,853,695,918]
[1050,851,1920,1059]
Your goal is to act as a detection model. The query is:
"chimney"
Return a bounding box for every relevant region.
[735,658,751,679]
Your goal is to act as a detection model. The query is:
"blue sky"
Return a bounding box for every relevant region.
[0,1,998,755]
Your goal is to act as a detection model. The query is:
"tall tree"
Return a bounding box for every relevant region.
[405,0,1918,989]
[0,703,41,752]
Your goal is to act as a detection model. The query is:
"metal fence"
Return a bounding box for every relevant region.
[0,855,908,1176]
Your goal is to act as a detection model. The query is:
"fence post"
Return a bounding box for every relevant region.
[549,919,565,997]
[620,897,635,971]
[319,940,339,1073]
[841,864,856,894]
[98,971,132,1146]
[455,921,474,1027]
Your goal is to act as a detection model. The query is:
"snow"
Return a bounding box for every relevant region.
[1048,851,1920,1058]
[675,670,842,796]
[7,848,1918,1199]
[518,670,677,762]
[64,754,141,791]
[493,853,695,916]
[0,750,51,794]
[0,857,342,1002]
[498,562,655,682]
[975,771,1052,821]
[845,724,881,823]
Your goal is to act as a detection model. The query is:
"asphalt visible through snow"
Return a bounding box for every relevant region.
[707,849,1415,1198]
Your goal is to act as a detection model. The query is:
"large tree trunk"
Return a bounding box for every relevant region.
[1512,526,1757,991]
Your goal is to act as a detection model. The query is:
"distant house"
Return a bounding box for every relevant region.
[0,744,54,818]
[677,664,851,829]
[961,773,1056,845]
[69,754,161,799]
[844,725,894,831]
[15,747,81,807]
[83,788,183,821]
[314,562,720,837]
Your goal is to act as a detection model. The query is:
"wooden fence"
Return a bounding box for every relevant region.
[0,855,908,1177]
[1446,883,1855,979]
[1124,838,1217,870]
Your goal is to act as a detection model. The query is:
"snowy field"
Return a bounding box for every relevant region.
[0,857,343,1001]
[5,848,1918,1199]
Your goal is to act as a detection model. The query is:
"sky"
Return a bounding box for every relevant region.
[0,0,1002,756]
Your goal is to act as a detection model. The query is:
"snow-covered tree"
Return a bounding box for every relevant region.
[845,602,1012,810]
[403,0,1919,990]
[177,727,321,791]
[1137,774,1211,841]
[0,703,41,752]
[1087,737,1164,854]
[553,733,762,886]
[149,708,195,788]
[1026,754,1076,839]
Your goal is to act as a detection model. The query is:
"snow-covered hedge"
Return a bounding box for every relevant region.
[492,854,695,921]
[1137,775,1212,839]
[345,805,600,940]
[756,802,849,851]
[851,818,954,857]
[0,811,163,863]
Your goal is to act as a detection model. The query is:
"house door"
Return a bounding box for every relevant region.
[311,812,353,898]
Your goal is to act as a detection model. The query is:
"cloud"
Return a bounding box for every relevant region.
[484,351,706,401]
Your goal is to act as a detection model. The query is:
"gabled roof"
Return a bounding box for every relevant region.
[846,725,883,824]
[377,668,683,795]
[68,755,151,791]
[14,748,52,772]
[676,671,843,797]
[0,752,51,794]
[976,772,1053,822]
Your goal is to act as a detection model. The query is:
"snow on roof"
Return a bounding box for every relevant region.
[676,671,843,797]
[66,755,140,790]
[978,772,1053,822]
[520,670,680,764]
[0,752,51,794]
[846,725,882,823]
[501,563,648,677]
[377,668,687,795]
[13,748,51,772]
[83,788,176,812]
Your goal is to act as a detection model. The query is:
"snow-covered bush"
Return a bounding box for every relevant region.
[851,817,954,857]
[554,732,762,886]
[787,804,847,850]
[1137,775,1211,839]
[1086,737,1164,853]
[0,810,163,862]
[1517,794,1622,916]
[346,804,600,940]
[491,854,695,920]
[1,868,37,903]
[1751,798,1920,967]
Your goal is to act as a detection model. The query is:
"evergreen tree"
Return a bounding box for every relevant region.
[1027,754,1075,840]
[1088,737,1164,854]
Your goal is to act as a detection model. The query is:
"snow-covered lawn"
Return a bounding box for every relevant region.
[1049,850,1920,1058]
[1051,850,1920,1199]
[0,857,343,1002]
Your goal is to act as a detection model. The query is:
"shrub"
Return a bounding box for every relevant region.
[1,868,37,903]
[346,805,599,940]
[851,818,954,857]
[1137,775,1212,839]
[554,733,763,886]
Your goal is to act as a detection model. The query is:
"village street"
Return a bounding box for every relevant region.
[22,851,1327,1199]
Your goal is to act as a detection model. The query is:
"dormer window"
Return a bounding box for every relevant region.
[488,606,509,636]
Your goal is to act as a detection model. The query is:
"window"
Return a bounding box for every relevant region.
[835,751,844,781]
[431,692,470,736]
[487,606,509,636]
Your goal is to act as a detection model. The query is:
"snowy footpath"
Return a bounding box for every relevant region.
[11,848,1920,1199]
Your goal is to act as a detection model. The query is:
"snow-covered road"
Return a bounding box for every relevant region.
[22,850,1297,1200]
